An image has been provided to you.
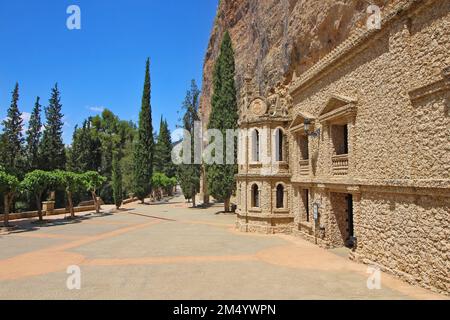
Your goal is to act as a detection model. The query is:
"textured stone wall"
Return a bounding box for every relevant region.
[199,0,398,128]
[355,192,449,293]
[290,1,450,184]
[288,0,450,294]
[233,0,449,294]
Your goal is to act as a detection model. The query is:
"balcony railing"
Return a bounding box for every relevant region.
[299,159,309,175]
[332,154,349,176]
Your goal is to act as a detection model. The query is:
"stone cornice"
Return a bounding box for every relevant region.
[289,111,316,133]
[319,103,358,123]
[237,213,295,220]
[291,178,450,197]
[236,173,292,180]
[408,67,450,102]
[240,117,291,127]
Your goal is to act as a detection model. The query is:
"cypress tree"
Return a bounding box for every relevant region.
[133,58,154,202]
[26,97,42,171]
[206,32,239,212]
[177,80,201,207]
[154,116,175,178]
[112,152,123,209]
[39,84,66,170]
[2,83,24,175]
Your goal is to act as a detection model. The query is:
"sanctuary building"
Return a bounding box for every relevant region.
[235,0,449,294]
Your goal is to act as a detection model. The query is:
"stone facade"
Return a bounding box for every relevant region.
[236,0,449,295]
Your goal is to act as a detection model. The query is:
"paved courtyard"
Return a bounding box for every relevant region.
[0,196,446,300]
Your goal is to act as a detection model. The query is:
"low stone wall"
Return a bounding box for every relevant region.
[78,199,105,207]
[5,205,97,221]
[4,197,139,222]
[122,197,139,205]
[236,213,294,234]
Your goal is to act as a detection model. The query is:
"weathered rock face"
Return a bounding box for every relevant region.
[199,0,397,124]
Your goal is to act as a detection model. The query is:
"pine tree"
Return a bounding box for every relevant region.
[2,83,24,175]
[154,116,175,178]
[112,151,123,209]
[39,84,66,170]
[26,97,42,171]
[133,58,154,202]
[67,119,101,173]
[206,32,239,212]
[177,80,201,207]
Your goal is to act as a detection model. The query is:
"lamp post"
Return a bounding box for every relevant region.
[313,202,320,245]
[304,119,321,138]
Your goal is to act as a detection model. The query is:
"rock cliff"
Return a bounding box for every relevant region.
[199,0,397,123]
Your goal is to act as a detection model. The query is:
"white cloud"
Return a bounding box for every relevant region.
[87,106,105,113]
[2,112,31,124]
[1,112,31,133]
[171,128,185,142]
[62,116,72,128]
[21,112,31,123]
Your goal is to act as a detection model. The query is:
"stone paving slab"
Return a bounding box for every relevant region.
[0,236,67,260]
[0,262,412,300]
[0,197,446,300]
[70,220,288,259]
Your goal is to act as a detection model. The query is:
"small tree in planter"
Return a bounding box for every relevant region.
[166,177,177,196]
[21,170,53,222]
[151,172,171,201]
[0,171,19,227]
[52,170,84,218]
[81,171,106,213]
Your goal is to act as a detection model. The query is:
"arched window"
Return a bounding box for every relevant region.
[275,129,284,161]
[252,184,260,208]
[276,184,284,209]
[252,129,260,162]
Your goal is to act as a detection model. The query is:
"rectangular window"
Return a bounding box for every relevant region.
[298,135,309,160]
[305,189,310,222]
[331,124,349,155]
[300,189,310,222]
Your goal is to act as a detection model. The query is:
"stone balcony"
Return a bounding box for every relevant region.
[299,159,309,176]
[332,154,349,176]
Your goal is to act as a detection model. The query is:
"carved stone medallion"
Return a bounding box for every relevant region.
[249,98,267,116]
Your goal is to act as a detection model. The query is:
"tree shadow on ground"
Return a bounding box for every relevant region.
[195,203,215,209]
[122,211,177,222]
[0,211,116,236]
[139,200,188,206]
[103,208,134,213]
[214,211,237,215]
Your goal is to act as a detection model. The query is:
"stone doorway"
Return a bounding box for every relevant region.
[329,192,354,248]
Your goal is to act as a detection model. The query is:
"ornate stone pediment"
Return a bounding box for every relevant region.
[239,82,293,125]
[319,94,357,123]
[289,111,316,133]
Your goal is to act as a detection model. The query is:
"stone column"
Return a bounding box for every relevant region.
[96,197,102,212]
[42,201,55,216]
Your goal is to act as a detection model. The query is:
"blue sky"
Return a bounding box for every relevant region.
[0,0,218,143]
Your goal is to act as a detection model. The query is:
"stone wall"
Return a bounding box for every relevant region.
[6,204,96,221]
[354,191,449,294]
[290,0,449,184]
[287,0,450,294]
[235,0,449,295]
